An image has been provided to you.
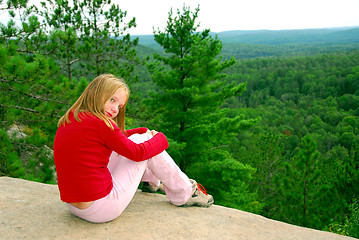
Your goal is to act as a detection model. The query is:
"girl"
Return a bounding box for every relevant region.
[53,74,213,223]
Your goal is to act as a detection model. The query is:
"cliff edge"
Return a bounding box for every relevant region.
[0,177,356,240]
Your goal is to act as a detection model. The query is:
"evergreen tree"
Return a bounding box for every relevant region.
[0,0,49,55]
[39,0,139,81]
[278,134,330,229]
[298,135,320,227]
[38,0,82,80]
[76,0,138,80]
[0,1,80,182]
[0,42,63,183]
[146,5,259,212]
[249,132,286,218]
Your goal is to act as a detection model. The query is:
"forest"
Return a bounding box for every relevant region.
[0,0,358,237]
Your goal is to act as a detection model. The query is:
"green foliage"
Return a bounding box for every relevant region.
[35,0,140,81]
[0,41,83,183]
[147,5,241,167]
[136,27,359,60]
[0,42,57,182]
[143,5,258,211]
[242,132,286,218]
[223,52,359,236]
[0,0,28,9]
[0,126,56,183]
[206,158,259,213]
[328,198,359,238]
[0,0,141,185]
[347,199,359,238]
[75,0,139,79]
[218,27,359,59]
[296,135,321,227]
[0,129,25,177]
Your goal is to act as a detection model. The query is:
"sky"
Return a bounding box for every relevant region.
[118,0,359,35]
[0,0,358,35]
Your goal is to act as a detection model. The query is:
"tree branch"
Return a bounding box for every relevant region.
[0,104,38,113]
[210,145,230,150]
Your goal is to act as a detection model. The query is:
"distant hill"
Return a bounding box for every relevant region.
[214,27,359,44]
[133,27,359,59]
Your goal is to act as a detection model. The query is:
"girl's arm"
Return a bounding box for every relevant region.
[103,124,168,162]
[124,127,148,137]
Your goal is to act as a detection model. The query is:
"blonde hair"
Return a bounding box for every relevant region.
[58,74,130,132]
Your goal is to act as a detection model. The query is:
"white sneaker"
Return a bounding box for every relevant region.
[180,180,214,207]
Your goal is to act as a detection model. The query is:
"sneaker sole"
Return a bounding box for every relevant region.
[178,197,214,208]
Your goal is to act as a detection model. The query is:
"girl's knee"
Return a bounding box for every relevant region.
[128,133,152,144]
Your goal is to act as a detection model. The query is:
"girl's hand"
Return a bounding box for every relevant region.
[146,129,158,136]
[150,130,158,136]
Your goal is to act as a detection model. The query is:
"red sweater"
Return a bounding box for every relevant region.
[53,111,169,202]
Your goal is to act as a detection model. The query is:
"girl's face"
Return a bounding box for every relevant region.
[104,88,128,119]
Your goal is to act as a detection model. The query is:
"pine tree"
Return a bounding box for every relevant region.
[249,132,286,218]
[146,5,259,212]
[0,1,76,182]
[278,134,326,228]
[38,0,139,81]
[76,0,138,80]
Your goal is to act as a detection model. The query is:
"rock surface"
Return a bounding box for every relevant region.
[0,177,356,240]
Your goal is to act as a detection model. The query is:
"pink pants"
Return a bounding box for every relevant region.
[67,133,192,223]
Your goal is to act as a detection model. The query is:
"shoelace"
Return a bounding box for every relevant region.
[197,183,208,196]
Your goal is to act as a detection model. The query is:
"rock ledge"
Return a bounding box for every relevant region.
[0,177,355,240]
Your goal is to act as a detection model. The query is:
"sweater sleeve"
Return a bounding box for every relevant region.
[102,123,168,162]
[124,127,148,137]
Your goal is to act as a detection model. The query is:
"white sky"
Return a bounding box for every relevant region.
[0,0,358,35]
[119,0,359,35]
